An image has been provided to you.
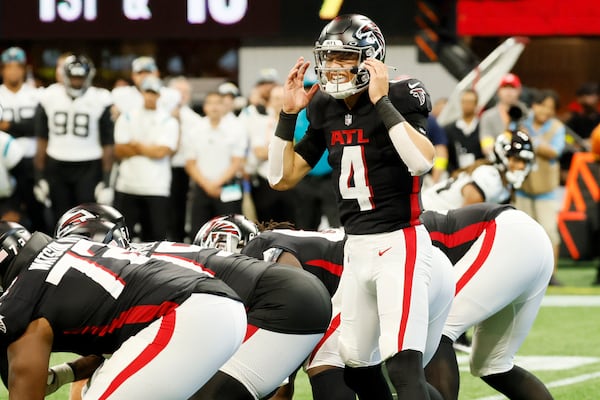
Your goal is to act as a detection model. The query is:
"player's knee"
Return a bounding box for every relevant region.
[338,339,366,368]
[470,353,512,378]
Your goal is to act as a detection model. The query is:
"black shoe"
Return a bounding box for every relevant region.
[549,275,563,286]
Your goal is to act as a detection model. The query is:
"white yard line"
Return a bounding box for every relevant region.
[542,295,600,307]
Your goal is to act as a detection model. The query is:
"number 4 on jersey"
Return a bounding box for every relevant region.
[339,146,374,211]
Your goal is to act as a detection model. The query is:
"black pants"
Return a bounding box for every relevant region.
[294,174,340,230]
[45,157,101,227]
[114,192,170,242]
[251,176,297,225]
[190,184,242,237]
[13,157,50,233]
[168,167,190,242]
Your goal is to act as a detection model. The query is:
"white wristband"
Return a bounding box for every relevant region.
[46,363,75,395]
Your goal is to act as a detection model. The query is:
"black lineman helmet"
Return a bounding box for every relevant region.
[0,221,31,285]
[314,14,386,99]
[62,54,96,98]
[54,203,130,248]
[194,214,259,253]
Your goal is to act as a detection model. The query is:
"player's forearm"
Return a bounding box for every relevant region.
[268,111,306,189]
[375,96,434,176]
[34,138,48,172]
[101,145,114,174]
[69,355,104,381]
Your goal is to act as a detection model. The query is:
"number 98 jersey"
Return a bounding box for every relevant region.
[37,83,113,162]
[296,79,431,234]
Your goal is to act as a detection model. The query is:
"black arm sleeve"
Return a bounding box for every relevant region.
[99,106,115,147]
[294,126,326,168]
[34,104,49,140]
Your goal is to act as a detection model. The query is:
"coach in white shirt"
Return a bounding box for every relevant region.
[114,76,178,241]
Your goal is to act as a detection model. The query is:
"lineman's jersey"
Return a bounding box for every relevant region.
[131,241,332,334]
[37,84,113,161]
[420,203,514,264]
[421,165,510,211]
[0,234,239,356]
[295,79,431,234]
[131,241,273,305]
[241,229,345,297]
[0,83,41,157]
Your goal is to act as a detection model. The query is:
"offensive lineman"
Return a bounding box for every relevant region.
[0,220,246,399]
[53,207,332,400]
[421,203,554,400]
[34,54,114,225]
[268,13,436,399]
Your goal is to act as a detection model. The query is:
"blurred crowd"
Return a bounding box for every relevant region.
[1,46,600,286]
[0,47,341,245]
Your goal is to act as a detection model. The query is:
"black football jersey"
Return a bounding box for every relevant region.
[241,229,345,296]
[0,234,239,356]
[420,203,514,264]
[295,79,432,234]
[131,241,274,306]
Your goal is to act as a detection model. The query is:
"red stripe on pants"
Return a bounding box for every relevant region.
[398,227,417,350]
[455,220,497,295]
[98,311,176,399]
[309,313,341,364]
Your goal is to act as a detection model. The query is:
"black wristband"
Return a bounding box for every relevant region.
[375,96,406,130]
[274,111,299,142]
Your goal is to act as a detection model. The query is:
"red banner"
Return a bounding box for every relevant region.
[458,0,600,36]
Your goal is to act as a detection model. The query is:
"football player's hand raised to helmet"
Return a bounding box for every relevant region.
[363,58,390,105]
[282,57,319,114]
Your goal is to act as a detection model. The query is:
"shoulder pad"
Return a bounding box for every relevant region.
[388,79,432,116]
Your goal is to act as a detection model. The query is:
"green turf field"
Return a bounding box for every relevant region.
[2,261,600,399]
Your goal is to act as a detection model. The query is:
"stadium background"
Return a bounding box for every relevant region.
[0,0,598,115]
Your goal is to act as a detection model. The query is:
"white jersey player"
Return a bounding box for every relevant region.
[34,55,114,224]
[422,130,534,211]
